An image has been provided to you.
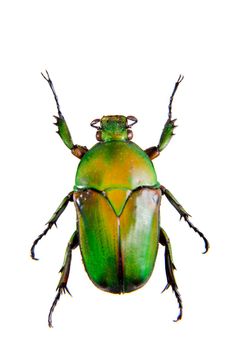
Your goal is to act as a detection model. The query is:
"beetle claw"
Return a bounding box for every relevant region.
[173,312,182,322]
[202,238,210,254]
[31,254,39,261]
[161,283,170,294]
[41,70,51,82]
[177,75,184,83]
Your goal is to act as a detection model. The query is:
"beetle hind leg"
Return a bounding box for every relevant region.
[48,230,79,328]
[160,227,183,322]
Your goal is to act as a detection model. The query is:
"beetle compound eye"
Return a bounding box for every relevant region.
[126,116,138,128]
[90,119,101,129]
[127,129,133,140]
[96,130,102,141]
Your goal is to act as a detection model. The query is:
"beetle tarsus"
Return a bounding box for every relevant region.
[48,288,62,328]
[30,223,52,260]
[48,231,79,327]
[168,75,184,120]
[48,286,72,327]
[182,215,209,254]
[173,287,183,322]
[160,227,183,322]
[41,70,64,120]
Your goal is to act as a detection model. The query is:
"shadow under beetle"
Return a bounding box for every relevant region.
[30,72,209,327]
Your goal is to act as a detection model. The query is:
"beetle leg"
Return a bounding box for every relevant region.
[48,230,79,328]
[160,227,182,322]
[161,185,210,253]
[145,75,184,159]
[41,71,88,158]
[30,191,74,260]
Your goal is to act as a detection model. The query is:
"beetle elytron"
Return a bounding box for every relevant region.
[30,72,209,327]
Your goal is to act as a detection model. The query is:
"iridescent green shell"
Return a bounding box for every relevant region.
[74,140,161,293]
[74,141,159,191]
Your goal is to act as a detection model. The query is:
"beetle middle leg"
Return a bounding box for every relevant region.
[48,230,79,327]
[30,191,74,260]
[161,185,210,253]
[159,227,183,322]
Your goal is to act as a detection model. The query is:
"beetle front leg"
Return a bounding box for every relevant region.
[48,230,79,328]
[160,227,182,322]
[30,191,74,260]
[161,185,210,253]
[145,75,184,159]
[41,71,88,158]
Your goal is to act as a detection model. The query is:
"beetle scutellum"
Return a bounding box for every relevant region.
[31,72,209,327]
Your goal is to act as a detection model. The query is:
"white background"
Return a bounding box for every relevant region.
[0,0,232,349]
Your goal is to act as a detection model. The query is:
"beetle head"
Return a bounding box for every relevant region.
[90,115,137,141]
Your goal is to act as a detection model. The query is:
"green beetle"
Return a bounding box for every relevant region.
[31,72,209,327]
